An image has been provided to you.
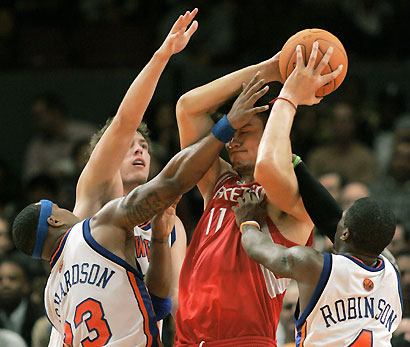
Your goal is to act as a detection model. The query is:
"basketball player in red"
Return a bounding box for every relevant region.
[174,43,342,345]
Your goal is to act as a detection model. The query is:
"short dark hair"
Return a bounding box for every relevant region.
[344,197,396,255]
[12,203,41,256]
[88,118,152,157]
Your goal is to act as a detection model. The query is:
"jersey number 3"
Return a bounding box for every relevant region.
[64,298,112,347]
[349,329,373,347]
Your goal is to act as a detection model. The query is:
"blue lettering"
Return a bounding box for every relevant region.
[376,299,386,320]
[96,268,115,288]
[59,282,66,298]
[380,303,391,324]
[64,270,71,292]
[385,310,397,331]
[54,292,61,306]
[348,297,357,319]
[364,297,374,318]
[320,305,337,327]
[357,297,363,318]
[72,264,79,285]
[335,300,346,322]
[87,264,100,285]
[80,263,89,283]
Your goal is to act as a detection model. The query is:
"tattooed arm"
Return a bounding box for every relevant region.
[93,130,225,232]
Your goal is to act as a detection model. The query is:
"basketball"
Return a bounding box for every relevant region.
[279,29,348,97]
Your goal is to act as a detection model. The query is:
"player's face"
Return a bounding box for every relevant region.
[226,117,264,174]
[120,132,151,188]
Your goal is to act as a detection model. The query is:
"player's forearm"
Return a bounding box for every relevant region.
[176,62,267,148]
[116,51,170,129]
[145,239,172,298]
[241,226,291,276]
[255,101,298,210]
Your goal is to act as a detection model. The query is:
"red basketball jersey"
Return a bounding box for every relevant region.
[175,172,313,346]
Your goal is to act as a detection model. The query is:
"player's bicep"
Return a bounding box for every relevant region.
[78,119,134,193]
[176,99,215,149]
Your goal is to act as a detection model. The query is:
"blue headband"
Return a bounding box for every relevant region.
[32,199,53,259]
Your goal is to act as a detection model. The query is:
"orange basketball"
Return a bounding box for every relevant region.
[279,29,348,97]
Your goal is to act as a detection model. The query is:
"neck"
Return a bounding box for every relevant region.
[45,226,71,261]
[345,251,379,267]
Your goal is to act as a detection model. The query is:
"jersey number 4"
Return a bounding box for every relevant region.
[64,298,112,347]
[349,329,373,347]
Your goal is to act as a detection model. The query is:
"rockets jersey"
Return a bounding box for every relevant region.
[134,221,176,275]
[44,218,162,347]
[175,171,313,346]
[295,253,402,347]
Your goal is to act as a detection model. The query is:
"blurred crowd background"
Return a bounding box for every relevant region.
[0,0,409,346]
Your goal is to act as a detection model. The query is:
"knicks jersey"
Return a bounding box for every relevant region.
[134,222,176,275]
[175,172,313,346]
[44,218,162,347]
[295,253,402,346]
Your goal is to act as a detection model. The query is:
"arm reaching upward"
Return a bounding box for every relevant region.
[254,42,343,244]
[74,9,199,219]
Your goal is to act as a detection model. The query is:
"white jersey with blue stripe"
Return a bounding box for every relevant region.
[134,221,176,275]
[295,253,402,347]
[44,218,162,347]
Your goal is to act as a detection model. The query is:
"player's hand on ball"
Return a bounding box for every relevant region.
[279,42,343,106]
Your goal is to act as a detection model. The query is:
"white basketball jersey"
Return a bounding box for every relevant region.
[295,253,402,346]
[44,218,162,347]
[134,221,176,275]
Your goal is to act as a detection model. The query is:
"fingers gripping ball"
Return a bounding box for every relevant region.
[279,29,348,96]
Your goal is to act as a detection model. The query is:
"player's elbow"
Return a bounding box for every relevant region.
[176,94,190,122]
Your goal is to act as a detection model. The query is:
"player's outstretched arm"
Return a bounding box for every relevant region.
[176,53,282,200]
[233,191,323,284]
[74,9,198,219]
[254,42,343,244]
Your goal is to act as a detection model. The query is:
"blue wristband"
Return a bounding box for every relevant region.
[211,114,236,143]
[150,293,172,321]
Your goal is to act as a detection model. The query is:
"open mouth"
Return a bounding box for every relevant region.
[132,159,145,167]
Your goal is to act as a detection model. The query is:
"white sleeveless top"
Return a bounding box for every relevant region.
[295,253,402,346]
[44,219,162,347]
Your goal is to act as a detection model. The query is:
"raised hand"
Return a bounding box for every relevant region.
[279,41,343,106]
[232,191,266,228]
[226,72,270,130]
[158,8,199,58]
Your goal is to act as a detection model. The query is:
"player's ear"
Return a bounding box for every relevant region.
[47,216,64,227]
[340,228,350,241]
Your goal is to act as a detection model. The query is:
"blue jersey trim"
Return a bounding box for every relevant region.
[126,271,160,346]
[392,261,404,311]
[295,252,332,332]
[170,225,176,247]
[342,254,385,272]
[140,222,151,231]
[50,230,71,269]
[83,218,143,280]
